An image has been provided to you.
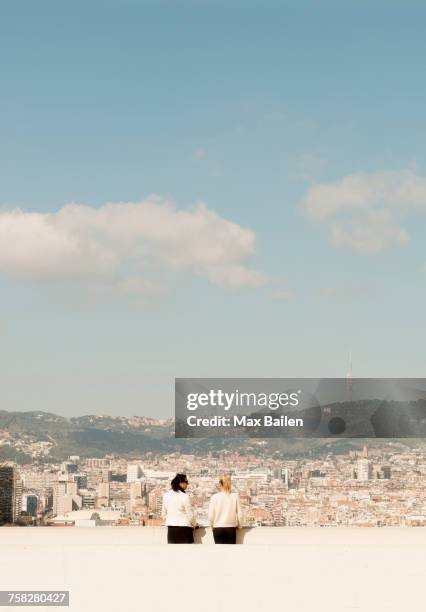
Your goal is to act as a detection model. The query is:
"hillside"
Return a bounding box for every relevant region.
[0,409,424,463]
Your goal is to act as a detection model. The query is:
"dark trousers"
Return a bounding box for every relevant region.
[167,526,194,544]
[213,527,237,544]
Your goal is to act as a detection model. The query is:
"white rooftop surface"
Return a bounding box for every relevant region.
[1,527,425,612]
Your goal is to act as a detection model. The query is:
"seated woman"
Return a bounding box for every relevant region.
[162,473,196,544]
[208,474,242,544]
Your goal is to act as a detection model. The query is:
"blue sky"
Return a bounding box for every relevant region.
[1,0,426,417]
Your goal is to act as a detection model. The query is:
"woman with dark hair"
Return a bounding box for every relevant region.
[162,473,196,543]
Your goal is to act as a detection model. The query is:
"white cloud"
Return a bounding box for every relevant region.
[303,168,426,252]
[0,197,266,291]
[329,210,408,254]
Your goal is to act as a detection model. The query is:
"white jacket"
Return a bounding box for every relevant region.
[162,490,196,527]
[208,491,243,528]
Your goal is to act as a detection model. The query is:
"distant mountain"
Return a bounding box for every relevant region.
[0,409,424,463]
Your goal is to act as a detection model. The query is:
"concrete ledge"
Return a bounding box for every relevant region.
[1,525,426,545]
[1,527,425,612]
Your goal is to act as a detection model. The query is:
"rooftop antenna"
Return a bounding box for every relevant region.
[346,350,353,401]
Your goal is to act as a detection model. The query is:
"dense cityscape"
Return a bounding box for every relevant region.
[1,444,425,528]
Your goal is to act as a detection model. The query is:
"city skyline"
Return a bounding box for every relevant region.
[2,443,425,528]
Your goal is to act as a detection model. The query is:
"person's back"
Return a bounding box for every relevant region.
[162,489,195,527]
[208,490,242,528]
[162,474,196,544]
[208,476,242,544]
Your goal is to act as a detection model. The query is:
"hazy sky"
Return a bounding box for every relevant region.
[1,0,426,418]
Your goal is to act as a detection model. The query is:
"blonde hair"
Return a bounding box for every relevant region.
[219,474,232,493]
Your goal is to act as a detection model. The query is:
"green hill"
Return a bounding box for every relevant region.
[0,409,424,463]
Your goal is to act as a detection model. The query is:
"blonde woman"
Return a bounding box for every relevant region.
[208,474,242,544]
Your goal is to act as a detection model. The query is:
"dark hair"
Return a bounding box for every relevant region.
[171,473,188,492]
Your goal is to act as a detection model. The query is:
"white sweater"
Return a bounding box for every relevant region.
[162,490,196,527]
[208,491,243,528]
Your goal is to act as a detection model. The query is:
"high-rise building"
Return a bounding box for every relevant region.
[381,465,391,479]
[74,474,88,490]
[130,481,143,500]
[129,481,145,512]
[60,462,78,474]
[273,467,289,486]
[356,458,373,481]
[97,482,110,508]
[282,468,290,487]
[80,491,96,509]
[53,482,67,516]
[127,464,143,483]
[148,488,163,514]
[23,494,38,517]
[101,469,112,483]
[0,465,15,524]
[67,481,78,496]
[53,481,81,516]
[0,466,23,524]
[14,479,23,519]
